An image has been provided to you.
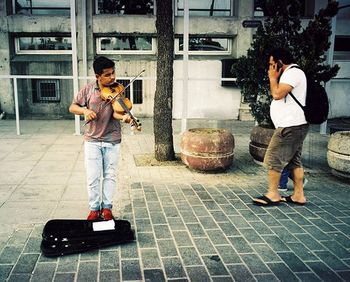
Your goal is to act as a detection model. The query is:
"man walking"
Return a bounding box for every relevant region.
[253,48,309,206]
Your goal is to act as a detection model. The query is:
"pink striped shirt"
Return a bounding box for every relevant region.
[74,81,121,143]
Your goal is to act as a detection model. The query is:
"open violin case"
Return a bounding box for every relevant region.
[40,219,135,257]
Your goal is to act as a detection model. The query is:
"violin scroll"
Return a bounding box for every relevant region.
[130,118,142,132]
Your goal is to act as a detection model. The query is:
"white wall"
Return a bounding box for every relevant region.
[328,80,350,118]
[173,60,241,119]
[335,61,350,78]
[328,61,350,118]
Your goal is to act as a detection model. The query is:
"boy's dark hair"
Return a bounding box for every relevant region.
[269,48,294,65]
[93,56,115,75]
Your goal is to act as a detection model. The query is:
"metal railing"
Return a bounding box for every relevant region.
[0,74,237,135]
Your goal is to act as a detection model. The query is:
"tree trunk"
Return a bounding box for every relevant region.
[154,0,175,161]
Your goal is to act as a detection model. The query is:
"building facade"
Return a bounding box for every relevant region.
[0,0,349,120]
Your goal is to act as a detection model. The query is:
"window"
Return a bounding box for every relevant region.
[221,58,237,87]
[175,37,231,55]
[96,0,154,15]
[176,0,233,16]
[32,80,60,103]
[97,36,156,54]
[14,0,70,15]
[15,37,72,54]
[334,36,350,60]
[254,0,314,18]
[116,79,143,104]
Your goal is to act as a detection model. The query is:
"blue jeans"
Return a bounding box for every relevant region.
[84,141,120,211]
[279,168,293,188]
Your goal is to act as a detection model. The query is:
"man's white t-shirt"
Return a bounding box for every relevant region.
[270,64,307,128]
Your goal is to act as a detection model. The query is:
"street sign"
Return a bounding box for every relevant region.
[242,20,262,28]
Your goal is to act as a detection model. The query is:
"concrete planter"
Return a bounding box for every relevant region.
[249,125,274,164]
[327,131,350,180]
[180,128,234,171]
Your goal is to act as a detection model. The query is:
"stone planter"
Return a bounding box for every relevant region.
[249,125,274,164]
[329,125,350,134]
[180,128,234,171]
[327,131,350,180]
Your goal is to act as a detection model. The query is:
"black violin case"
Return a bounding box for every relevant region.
[40,219,135,257]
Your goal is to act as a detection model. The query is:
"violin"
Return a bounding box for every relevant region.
[100,82,131,114]
[100,82,142,131]
[83,70,145,129]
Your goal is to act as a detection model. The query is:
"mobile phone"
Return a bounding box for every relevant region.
[276,61,283,71]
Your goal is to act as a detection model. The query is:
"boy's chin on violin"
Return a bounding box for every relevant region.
[104,81,117,87]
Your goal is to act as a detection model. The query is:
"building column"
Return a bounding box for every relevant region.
[0,1,14,116]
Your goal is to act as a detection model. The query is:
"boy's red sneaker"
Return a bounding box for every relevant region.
[87,210,100,221]
[101,208,114,220]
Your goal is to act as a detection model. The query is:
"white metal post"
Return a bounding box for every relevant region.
[181,0,189,133]
[13,78,21,135]
[70,0,81,135]
[82,0,88,84]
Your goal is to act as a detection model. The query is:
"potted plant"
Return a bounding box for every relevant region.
[231,0,339,163]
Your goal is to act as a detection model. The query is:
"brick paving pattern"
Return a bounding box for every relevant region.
[0,119,349,281]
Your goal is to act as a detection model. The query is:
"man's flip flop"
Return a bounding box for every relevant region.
[282,195,306,206]
[252,195,280,206]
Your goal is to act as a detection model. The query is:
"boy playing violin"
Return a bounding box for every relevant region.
[69,56,131,221]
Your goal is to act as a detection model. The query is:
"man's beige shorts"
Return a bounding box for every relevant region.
[264,124,309,172]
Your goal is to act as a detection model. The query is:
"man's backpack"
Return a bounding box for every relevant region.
[288,66,329,125]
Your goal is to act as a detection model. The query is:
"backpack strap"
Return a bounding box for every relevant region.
[286,65,305,111]
[289,92,305,111]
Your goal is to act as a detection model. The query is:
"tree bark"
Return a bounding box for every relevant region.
[154,0,175,161]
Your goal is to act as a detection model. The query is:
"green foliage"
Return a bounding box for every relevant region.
[231,0,339,127]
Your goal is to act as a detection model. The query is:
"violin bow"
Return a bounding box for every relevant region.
[84,69,145,126]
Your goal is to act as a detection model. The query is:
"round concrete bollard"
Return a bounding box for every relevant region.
[327,131,350,180]
[180,128,234,171]
[249,125,274,164]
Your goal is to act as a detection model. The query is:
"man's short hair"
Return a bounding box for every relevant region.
[269,48,294,65]
[93,56,115,75]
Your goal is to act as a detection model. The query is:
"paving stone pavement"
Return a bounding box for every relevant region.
[0,118,349,282]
